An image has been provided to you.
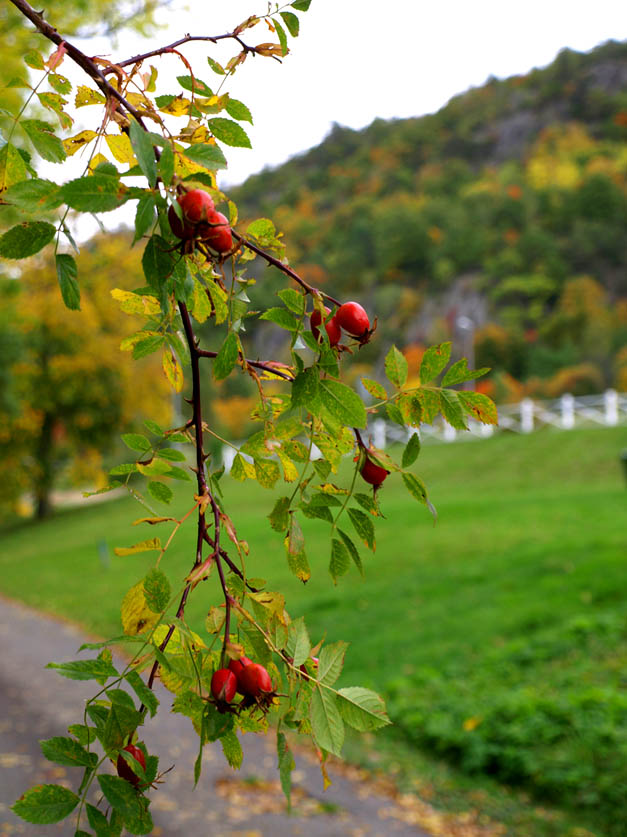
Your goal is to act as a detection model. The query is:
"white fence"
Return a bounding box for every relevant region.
[222,390,626,470]
[368,389,626,448]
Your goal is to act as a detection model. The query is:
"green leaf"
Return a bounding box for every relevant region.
[291,0,312,9]
[156,447,186,462]
[143,568,171,612]
[319,380,366,428]
[125,670,159,718]
[55,253,80,310]
[420,342,452,384]
[24,49,45,69]
[213,332,239,381]
[142,233,178,287]
[40,737,97,768]
[48,73,72,95]
[277,287,305,315]
[144,419,164,437]
[255,458,281,489]
[3,177,62,211]
[246,217,276,240]
[273,18,289,56]
[46,658,117,682]
[286,616,311,667]
[129,119,157,187]
[158,142,175,186]
[439,388,467,430]
[220,727,243,769]
[337,687,391,731]
[269,496,290,532]
[277,731,295,811]
[402,433,421,468]
[361,377,387,400]
[414,388,440,424]
[402,473,437,522]
[133,194,156,244]
[0,142,28,192]
[347,508,375,551]
[337,528,363,576]
[147,481,173,504]
[441,358,490,386]
[12,784,79,824]
[21,119,66,163]
[310,687,344,756]
[176,74,213,97]
[97,775,143,822]
[226,97,253,123]
[284,515,311,581]
[354,492,381,516]
[259,307,299,331]
[384,345,408,387]
[207,117,251,148]
[133,335,165,360]
[62,175,127,212]
[317,641,347,686]
[329,538,350,581]
[86,802,112,836]
[457,390,499,425]
[0,221,55,259]
[280,11,300,36]
[183,143,227,170]
[207,56,225,75]
[122,433,151,453]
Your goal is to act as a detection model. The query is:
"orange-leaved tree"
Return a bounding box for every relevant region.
[2,0,497,832]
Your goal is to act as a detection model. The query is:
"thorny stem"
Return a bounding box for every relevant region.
[115,31,259,69]
[196,348,293,381]
[232,231,342,308]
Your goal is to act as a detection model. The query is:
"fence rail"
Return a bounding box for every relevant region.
[222,390,626,471]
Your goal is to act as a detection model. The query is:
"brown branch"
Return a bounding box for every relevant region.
[116,32,257,69]
[232,230,342,308]
[196,348,293,381]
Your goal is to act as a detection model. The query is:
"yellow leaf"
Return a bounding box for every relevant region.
[162,350,184,393]
[133,517,177,526]
[105,133,136,164]
[463,717,482,731]
[75,85,106,107]
[190,280,212,323]
[88,152,109,174]
[111,288,160,316]
[121,581,159,636]
[159,96,191,116]
[114,538,161,556]
[63,130,98,156]
[254,42,286,57]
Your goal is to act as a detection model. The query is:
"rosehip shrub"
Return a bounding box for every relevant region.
[116,744,146,788]
[336,301,370,337]
[310,307,341,346]
[211,668,237,703]
[199,210,233,253]
[238,662,273,697]
[360,456,389,487]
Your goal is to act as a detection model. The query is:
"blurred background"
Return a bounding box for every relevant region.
[1,1,626,835]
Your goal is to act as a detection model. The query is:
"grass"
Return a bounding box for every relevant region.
[1,425,626,836]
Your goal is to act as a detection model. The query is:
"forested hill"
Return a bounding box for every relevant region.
[233,41,627,402]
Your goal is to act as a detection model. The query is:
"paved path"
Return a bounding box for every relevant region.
[0,596,434,837]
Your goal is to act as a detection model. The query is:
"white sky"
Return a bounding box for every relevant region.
[53,0,626,238]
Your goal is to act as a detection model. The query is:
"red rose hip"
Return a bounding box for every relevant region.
[178,188,215,223]
[199,210,233,253]
[238,662,273,697]
[336,301,370,337]
[211,668,237,703]
[360,456,389,487]
[310,307,341,346]
[228,655,253,694]
[168,203,195,240]
[116,744,146,787]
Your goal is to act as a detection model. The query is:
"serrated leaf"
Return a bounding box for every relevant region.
[439,388,468,430]
[361,377,387,400]
[420,342,452,384]
[97,775,143,822]
[176,74,213,97]
[21,119,66,163]
[277,287,305,314]
[0,222,55,259]
[220,727,243,768]
[62,175,127,212]
[63,129,97,156]
[269,496,290,532]
[213,331,239,381]
[277,731,295,811]
[337,687,391,731]
[319,380,366,428]
[284,515,310,581]
[310,687,344,756]
[329,538,350,582]
[3,177,62,210]
[143,568,171,612]
[40,737,97,768]
[273,20,289,56]
[75,85,106,107]
[318,641,347,686]
[259,306,299,331]
[347,508,375,551]
[402,433,421,468]
[156,447,186,462]
[225,97,253,123]
[133,335,165,359]
[402,473,437,521]
[163,350,184,392]
[55,253,80,310]
[86,802,111,835]
[12,784,79,824]
[114,538,161,556]
[280,11,300,36]
[337,529,363,575]
[457,390,498,425]
[207,56,225,75]
[292,0,312,9]
[121,432,151,453]
[129,119,157,187]
[111,289,160,316]
[183,142,227,170]
[121,580,160,636]
[142,233,179,286]
[46,658,117,682]
[414,388,440,424]
[398,393,423,427]
[147,481,173,504]
[125,669,159,718]
[441,358,490,386]
[0,143,28,193]
[24,49,45,69]
[207,117,251,148]
[105,133,135,165]
[286,617,311,667]
[385,345,408,387]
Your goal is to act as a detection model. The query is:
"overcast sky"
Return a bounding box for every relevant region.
[134,0,627,186]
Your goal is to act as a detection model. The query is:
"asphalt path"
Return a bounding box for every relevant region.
[0,596,432,837]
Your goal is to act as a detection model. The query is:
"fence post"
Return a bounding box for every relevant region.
[561,393,575,429]
[604,389,618,426]
[373,418,387,449]
[521,398,534,433]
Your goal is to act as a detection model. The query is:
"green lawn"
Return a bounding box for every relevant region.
[1,425,626,836]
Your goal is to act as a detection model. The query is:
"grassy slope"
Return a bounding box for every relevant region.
[1,426,625,835]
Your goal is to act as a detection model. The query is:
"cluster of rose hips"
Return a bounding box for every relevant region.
[210,655,275,713]
[310,300,372,347]
[168,188,233,254]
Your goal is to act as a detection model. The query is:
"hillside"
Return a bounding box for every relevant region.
[232,41,627,404]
